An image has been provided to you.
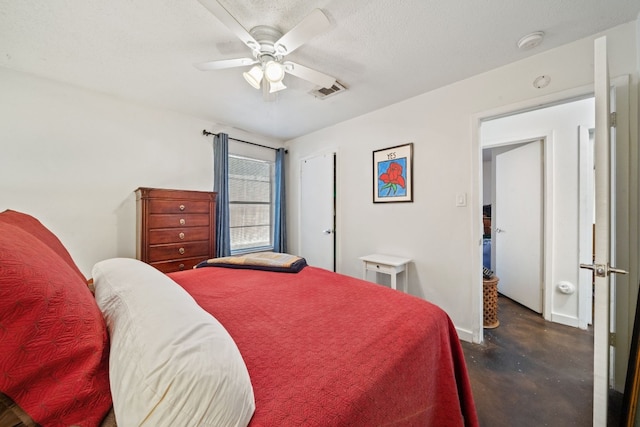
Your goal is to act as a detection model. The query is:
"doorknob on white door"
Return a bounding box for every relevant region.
[495,228,505,233]
[610,266,629,275]
[579,263,628,277]
[323,229,333,234]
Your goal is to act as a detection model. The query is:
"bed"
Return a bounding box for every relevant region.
[0,209,478,427]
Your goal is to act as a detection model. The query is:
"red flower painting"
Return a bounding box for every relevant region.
[379,162,406,195]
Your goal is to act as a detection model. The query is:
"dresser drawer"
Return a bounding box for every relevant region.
[363,261,396,275]
[150,257,205,273]
[147,199,211,214]
[148,213,210,229]
[148,227,210,244]
[148,241,210,262]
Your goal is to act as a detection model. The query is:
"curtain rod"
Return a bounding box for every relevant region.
[202,129,286,153]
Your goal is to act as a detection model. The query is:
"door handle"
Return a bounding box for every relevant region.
[323,229,333,234]
[495,228,505,233]
[579,263,628,277]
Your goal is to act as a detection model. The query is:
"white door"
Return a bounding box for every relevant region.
[494,140,543,313]
[300,153,335,270]
[588,35,627,427]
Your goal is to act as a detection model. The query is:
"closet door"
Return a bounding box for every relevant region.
[300,152,335,271]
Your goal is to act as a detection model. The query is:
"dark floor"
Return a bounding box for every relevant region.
[461,295,622,427]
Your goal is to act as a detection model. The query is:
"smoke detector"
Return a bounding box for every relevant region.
[533,75,551,89]
[517,31,545,50]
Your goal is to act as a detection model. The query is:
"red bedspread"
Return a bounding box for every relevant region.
[169,266,478,427]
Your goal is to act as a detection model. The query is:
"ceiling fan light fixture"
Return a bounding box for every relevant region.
[195,4,337,99]
[269,80,287,93]
[243,65,263,89]
[264,61,285,83]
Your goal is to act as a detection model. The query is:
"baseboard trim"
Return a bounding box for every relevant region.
[551,312,580,328]
[456,326,474,343]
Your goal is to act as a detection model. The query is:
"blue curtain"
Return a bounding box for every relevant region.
[213,133,231,257]
[273,147,287,253]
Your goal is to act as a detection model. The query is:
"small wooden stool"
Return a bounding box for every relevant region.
[483,276,500,328]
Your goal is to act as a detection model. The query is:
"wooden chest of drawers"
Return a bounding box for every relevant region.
[136,187,216,273]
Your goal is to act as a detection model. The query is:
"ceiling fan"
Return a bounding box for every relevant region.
[195,0,337,95]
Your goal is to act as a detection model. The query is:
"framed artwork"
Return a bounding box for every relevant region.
[373,143,413,203]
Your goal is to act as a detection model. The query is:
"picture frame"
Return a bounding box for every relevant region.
[373,143,413,203]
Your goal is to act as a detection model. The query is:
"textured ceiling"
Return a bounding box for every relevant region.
[1,0,638,140]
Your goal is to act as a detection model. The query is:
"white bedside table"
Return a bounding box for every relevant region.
[359,254,411,292]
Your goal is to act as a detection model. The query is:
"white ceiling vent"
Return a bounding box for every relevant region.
[310,81,347,99]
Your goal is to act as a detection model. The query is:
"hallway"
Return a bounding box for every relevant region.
[461,295,622,426]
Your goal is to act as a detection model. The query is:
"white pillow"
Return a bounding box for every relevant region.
[93,258,255,427]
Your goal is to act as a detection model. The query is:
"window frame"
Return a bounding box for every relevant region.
[228,153,275,255]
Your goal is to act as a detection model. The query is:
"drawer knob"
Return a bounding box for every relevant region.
[179,204,185,211]
[179,232,185,240]
[179,218,186,225]
[179,247,185,255]
[178,263,185,270]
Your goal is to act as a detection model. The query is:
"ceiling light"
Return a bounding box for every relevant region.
[517,31,545,50]
[269,80,287,93]
[264,61,285,83]
[243,65,263,89]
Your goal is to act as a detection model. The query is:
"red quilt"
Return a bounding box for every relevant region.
[169,266,478,427]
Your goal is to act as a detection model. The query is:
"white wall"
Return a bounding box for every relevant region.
[481,98,595,327]
[285,22,638,342]
[0,20,637,349]
[0,68,283,276]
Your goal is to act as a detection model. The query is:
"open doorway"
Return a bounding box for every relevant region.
[472,71,633,421]
[481,96,595,328]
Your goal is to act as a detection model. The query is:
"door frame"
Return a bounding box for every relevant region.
[298,149,339,272]
[483,134,553,322]
[471,80,616,344]
[608,74,632,393]
[471,75,634,392]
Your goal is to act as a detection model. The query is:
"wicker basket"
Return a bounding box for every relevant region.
[482,276,499,328]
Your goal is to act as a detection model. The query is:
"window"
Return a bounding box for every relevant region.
[228,155,274,253]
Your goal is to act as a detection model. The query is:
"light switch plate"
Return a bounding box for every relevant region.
[456,192,467,207]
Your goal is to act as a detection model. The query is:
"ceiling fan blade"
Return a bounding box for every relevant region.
[194,57,256,71]
[283,61,336,89]
[197,0,260,51]
[274,9,330,55]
